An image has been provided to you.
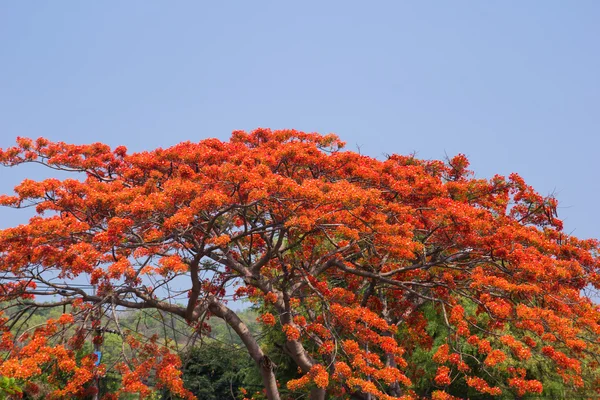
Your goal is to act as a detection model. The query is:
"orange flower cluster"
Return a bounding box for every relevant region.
[116,341,194,399]
[309,364,329,389]
[483,349,507,367]
[431,390,460,400]
[434,366,452,386]
[465,376,502,396]
[282,324,301,341]
[542,346,581,373]
[507,377,544,396]
[259,312,277,326]
[0,327,96,398]
[467,335,492,354]
[500,335,531,360]
[432,344,450,363]
[318,340,335,355]
[264,292,278,304]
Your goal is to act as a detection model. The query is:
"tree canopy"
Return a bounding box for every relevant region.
[0,129,599,400]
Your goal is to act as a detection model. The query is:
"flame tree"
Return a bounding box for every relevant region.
[0,129,599,399]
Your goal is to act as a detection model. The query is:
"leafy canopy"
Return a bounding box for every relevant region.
[0,129,599,400]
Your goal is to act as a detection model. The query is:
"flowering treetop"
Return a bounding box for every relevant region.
[0,129,599,399]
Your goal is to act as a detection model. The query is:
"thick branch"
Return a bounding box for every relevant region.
[208,301,281,400]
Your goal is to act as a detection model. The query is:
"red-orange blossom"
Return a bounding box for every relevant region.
[0,129,599,399]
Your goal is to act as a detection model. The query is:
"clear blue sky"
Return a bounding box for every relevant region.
[1,1,599,239]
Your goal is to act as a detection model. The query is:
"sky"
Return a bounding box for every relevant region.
[0,1,599,240]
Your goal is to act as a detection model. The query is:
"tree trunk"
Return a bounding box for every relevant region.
[310,387,326,400]
[209,301,281,400]
[276,297,328,399]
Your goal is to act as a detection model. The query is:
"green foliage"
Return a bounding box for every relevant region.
[180,342,253,400]
[0,377,21,399]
